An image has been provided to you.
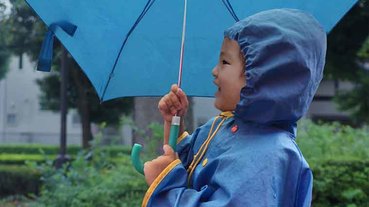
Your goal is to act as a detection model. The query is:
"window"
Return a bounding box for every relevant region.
[7,113,17,126]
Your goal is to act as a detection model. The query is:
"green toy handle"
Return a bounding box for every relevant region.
[131,143,144,174]
[131,116,181,174]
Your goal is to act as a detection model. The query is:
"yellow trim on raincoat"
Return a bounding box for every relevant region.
[177,131,189,144]
[142,159,181,207]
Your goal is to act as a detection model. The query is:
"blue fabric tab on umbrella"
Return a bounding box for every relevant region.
[37,21,77,72]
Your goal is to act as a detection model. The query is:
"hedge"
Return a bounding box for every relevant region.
[0,154,133,198]
[0,145,81,155]
[0,153,131,166]
[0,154,53,165]
[312,160,369,207]
[0,144,131,156]
[1,158,368,206]
[0,165,41,198]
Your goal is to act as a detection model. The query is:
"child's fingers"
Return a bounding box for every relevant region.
[163,145,176,159]
[170,84,188,107]
[163,94,177,115]
[158,98,168,112]
[158,96,171,114]
[169,91,181,109]
[160,84,188,117]
[170,84,179,94]
[176,88,188,108]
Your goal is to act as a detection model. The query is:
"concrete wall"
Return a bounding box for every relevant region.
[0,56,82,145]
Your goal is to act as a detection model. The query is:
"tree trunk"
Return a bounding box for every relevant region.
[79,98,92,148]
[70,61,93,148]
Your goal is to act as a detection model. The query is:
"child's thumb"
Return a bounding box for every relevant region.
[163,144,174,156]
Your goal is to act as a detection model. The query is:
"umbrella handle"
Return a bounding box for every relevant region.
[131,116,181,175]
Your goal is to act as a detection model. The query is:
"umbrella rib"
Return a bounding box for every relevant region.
[221,0,239,22]
[100,0,157,101]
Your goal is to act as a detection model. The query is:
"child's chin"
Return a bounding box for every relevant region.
[214,100,223,111]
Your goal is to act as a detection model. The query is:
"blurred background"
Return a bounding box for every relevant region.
[0,0,368,206]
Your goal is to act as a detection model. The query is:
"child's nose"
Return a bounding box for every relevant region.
[212,66,218,78]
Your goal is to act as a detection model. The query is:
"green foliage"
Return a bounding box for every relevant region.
[0,47,10,80]
[122,117,164,160]
[0,143,135,200]
[0,144,131,156]
[0,2,10,80]
[1,121,368,206]
[3,0,46,59]
[142,122,164,160]
[0,165,41,198]
[297,119,369,165]
[0,144,82,155]
[297,120,369,206]
[357,36,369,60]
[28,146,146,206]
[19,125,165,206]
[0,195,34,207]
[325,0,369,124]
[334,70,369,124]
[312,160,369,207]
[333,35,369,124]
[0,154,53,165]
[325,0,369,80]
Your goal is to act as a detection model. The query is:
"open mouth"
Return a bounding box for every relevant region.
[215,87,221,96]
[213,81,220,91]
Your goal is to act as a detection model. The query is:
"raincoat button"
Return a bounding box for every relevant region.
[231,125,238,133]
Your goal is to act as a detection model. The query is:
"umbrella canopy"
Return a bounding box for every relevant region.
[25,0,357,101]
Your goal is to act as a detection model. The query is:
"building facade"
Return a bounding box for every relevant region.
[0,56,82,145]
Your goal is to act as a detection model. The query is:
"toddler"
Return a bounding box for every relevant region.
[143,8,326,207]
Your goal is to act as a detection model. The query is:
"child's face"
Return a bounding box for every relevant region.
[212,38,246,111]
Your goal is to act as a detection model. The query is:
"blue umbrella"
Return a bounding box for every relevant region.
[25,0,357,174]
[26,0,357,101]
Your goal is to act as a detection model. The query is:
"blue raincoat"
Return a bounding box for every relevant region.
[142,9,326,207]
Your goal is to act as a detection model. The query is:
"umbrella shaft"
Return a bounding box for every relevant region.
[178,0,187,88]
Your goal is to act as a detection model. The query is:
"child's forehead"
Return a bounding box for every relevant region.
[220,38,242,57]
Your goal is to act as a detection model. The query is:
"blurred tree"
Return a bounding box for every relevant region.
[0,2,10,80]
[4,0,133,148]
[325,0,369,124]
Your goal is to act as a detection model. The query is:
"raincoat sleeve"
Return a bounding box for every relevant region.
[141,135,313,207]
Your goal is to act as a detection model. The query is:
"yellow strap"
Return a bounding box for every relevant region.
[187,116,220,174]
[187,117,227,186]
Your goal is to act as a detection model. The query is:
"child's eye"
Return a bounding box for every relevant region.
[222,60,230,65]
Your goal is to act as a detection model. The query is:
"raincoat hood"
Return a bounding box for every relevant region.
[225,9,327,125]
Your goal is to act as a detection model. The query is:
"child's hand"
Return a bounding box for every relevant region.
[144,145,178,186]
[158,84,189,123]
